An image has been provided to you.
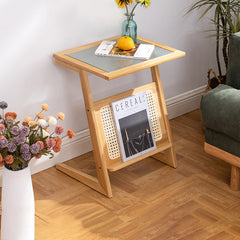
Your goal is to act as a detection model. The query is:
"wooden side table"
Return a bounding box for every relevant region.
[53,36,185,198]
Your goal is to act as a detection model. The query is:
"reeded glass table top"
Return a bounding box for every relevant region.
[66,39,173,73]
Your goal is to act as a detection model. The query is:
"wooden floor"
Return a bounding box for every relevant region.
[6,110,240,239]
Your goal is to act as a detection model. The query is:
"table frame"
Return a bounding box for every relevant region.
[53,36,185,198]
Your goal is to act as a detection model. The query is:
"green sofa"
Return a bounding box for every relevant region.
[201,32,240,190]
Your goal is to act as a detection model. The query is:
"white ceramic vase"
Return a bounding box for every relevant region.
[1,166,35,240]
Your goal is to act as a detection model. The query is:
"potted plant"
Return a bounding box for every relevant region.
[187,0,240,89]
[0,101,74,240]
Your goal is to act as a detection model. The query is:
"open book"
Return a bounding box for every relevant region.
[95,41,155,60]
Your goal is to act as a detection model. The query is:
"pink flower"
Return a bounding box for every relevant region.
[0,154,3,167]
[35,154,42,159]
[54,125,64,135]
[46,138,56,149]
[0,124,5,132]
[36,141,44,151]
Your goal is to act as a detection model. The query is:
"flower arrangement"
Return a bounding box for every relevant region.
[0,101,75,171]
[115,0,151,18]
[115,0,151,42]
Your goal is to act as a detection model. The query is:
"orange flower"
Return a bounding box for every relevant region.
[57,112,65,120]
[5,112,17,120]
[0,161,4,167]
[22,121,28,126]
[55,137,62,146]
[41,104,49,111]
[36,112,44,119]
[53,145,61,153]
[66,129,75,139]
[0,135,5,139]
[5,155,14,164]
[25,116,32,122]
[28,121,37,127]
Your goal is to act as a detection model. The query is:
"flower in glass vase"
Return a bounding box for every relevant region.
[115,0,152,43]
[0,101,75,171]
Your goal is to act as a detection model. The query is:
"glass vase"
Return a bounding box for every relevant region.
[121,14,137,43]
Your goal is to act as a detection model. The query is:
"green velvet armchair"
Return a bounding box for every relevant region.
[201,32,240,190]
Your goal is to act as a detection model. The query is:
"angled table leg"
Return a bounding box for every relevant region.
[56,70,112,198]
[150,66,177,168]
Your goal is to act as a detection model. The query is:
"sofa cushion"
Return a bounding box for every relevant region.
[201,84,240,141]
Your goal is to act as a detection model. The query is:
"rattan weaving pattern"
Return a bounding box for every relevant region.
[100,90,162,160]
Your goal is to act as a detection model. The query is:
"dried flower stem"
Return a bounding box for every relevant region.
[125,2,139,34]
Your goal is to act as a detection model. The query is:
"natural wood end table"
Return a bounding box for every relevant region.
[53,36,185,198]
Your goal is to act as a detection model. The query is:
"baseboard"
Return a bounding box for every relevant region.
[0,85,206,185]
[166,85,206,119]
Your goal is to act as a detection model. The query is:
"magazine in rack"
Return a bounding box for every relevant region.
[95,41,155,60]
[111,91,156,162]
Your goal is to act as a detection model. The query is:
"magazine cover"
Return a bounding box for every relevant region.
[111,92,156,162]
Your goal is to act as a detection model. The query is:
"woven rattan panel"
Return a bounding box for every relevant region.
[100,90,162,160]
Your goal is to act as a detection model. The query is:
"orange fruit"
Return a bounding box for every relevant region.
[117,36,135,50]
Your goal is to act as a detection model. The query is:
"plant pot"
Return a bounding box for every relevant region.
[205,69,226,92]
[1,166,35,240]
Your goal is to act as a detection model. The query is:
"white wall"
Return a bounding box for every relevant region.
[0,0,217,174]
[135,0,217,99]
